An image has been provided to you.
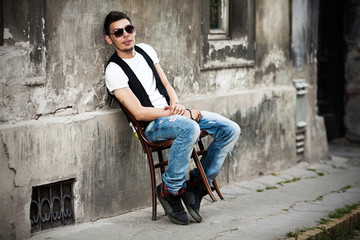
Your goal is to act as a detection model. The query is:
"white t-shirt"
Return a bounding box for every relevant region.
[105,43,168,109]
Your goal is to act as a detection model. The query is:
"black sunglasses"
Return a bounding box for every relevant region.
[109,25,135,38]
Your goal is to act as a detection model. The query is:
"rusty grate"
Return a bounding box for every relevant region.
[30,179,75,233]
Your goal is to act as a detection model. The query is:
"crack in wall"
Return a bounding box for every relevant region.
[1,135,17,187]
[1,135,9,161]
[35,106,73,119]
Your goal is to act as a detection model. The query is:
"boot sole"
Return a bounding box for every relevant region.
[156,188,189,225]
[184,203,202,223]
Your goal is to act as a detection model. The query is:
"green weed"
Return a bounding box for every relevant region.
[317,218,331,224]
[277,177,302,185]
[316,195,323,201]
[328,203,359,219]
[341,185,352,192]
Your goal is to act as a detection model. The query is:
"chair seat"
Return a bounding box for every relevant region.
[147,140,173,152]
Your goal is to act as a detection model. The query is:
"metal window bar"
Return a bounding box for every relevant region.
[30,179,75,233]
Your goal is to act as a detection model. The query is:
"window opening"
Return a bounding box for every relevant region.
[30,179,75,233]
[201,0,255,70]
[209,0,230,39]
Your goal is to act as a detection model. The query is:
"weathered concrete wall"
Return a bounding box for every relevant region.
[344,0,360,143]
[187,87,297,183]
[0,111,150,239]
[1,1,110,123]
[0,0,328,239]
[0,89,296,239]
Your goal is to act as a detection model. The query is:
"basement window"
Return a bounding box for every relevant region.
[30,179,75,233]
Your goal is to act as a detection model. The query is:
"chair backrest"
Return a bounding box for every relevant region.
[118,103,151,152]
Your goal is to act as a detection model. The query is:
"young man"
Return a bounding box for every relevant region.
[104,11,240,225]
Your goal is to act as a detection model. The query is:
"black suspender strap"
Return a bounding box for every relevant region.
[134,46,170,104]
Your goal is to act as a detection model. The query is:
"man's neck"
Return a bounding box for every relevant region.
[116,48,135,59]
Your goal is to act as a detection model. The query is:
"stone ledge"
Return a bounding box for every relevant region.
[285,206,360,240]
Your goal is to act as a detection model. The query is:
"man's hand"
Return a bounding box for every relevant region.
[184,109,202,122]
[165,102,186,115]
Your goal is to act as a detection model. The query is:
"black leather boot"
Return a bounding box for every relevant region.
[182,176,209,223]
[156,183,189,225]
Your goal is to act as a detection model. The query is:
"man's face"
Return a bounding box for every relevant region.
[106,18,136,55]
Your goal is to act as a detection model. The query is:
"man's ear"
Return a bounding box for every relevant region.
[105,35,113,45]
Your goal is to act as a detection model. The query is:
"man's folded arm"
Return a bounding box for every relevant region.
[114,87,171,121]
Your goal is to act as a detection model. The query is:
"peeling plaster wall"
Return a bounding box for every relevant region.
[254,0,290,86]
[1,1,110,123]
[0,0,328,238]
[0,91,296,239]
[185,87,297,183]
[1,0,292,120]
[0,111,152,239]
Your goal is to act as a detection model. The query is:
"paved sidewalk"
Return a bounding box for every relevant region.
[31,144,360,240]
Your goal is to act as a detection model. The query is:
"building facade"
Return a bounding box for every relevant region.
[1,0,358,239]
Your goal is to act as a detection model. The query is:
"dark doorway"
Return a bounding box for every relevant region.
[317,0,346,140]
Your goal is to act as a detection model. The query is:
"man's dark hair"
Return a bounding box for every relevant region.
[104,11,132,35]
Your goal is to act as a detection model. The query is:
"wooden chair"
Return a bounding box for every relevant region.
[119,103,224,220]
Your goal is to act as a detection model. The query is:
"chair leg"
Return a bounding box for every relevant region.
[151,185,157,221]
[146,150,157,220]
[191,149,217,202]
[212,179,224,200]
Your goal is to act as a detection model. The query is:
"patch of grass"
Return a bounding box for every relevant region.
[317,218,331,224]
[230,228,238,231]
[265,186,278,190]
[271,173,281,176]
[307,168,325,176]
[318,226,329,234]
[286,226,317,239]
[341,185,352,192]
[256,185,279,192]
[330,164,337,168]
[297,227,315,233]
[316,195,323,201]
[328,203,359,219]
[282,209,288,211]
[282,203,360,240]
[286,230,298,238]
[326,163,345,169]
[277,177,302,185]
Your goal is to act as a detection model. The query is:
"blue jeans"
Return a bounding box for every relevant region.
[144,111,241,195]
